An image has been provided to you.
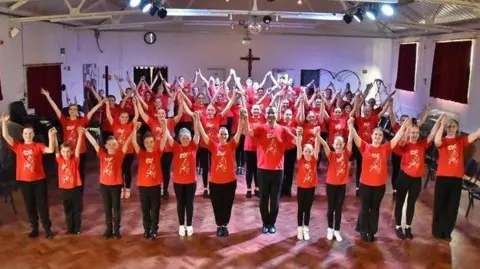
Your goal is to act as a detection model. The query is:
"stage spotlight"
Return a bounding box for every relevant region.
[343,13,352,24]
[353,9,363,22]
[381,4,394,16]
[149,5,159,16]
[158,7,167,18]
[263,15,271,24]
[129,0,141,8]
[365,7,377,20]
[140,1,152,13]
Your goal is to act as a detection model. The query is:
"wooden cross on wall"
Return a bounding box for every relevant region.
[240,48,260,77]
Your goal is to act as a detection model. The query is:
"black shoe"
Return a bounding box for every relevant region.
[367,233,375,242]
[222,226,229,237]
[396,227,405,240]
[143,231,151,239]
[360,232,368,242]
[150,232,157,240]
[113,231,121,239]
[268,225,276,234]
[216,227,224,237]
[74,230,81,235]
[163,191,169,200]
[203,190,209,198]
[104,230,113,239]
[28,229,39,238]
[45,230,55,240]
[262,226,269,234]
[246,190,252,199]
[404,228,413,239]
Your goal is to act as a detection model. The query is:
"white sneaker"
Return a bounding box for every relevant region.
[120,188,125,199]
[327,228,334,240]
[303,226,310,241]
[186,226,193,236]
[334,230,343,242]
[179,226,186,236]
[297,227,303,240]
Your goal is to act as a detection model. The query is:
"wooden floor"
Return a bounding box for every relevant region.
[2,155,480,269]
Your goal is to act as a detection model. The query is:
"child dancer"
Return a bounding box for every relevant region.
[2,113,56,239]
[82,127,132,239]
[54,127,84,235]
[132,122,167,240]
[295,126,320,241]
[317,119,353,242]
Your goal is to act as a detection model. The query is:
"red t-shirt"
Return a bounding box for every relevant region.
[327,117,348,144]
[97,149,125,185]
[279,119,298,149]
[123,97,134,115]
[230,104,241,134]
[355,115,380,144]
[137,149,163,187]
[253,124,294,170]
[146,118,176,152]
[296,157,318,188]
[172,141,198,184]
[302,121,321,146]
[112,121,134,154]
[244,115,265,151]
[207,140,238,184]
[359,141,392,186]
[59,115,89,153]
[56,156,82,189]
[10,142,46,182]
[159,93,169,110]
[192,103,206,114]
[436,136,468,178]
[248,92,271,109]
[326,150,352,185]
[102,104,121,132]
[398,140,430,178]
[200,114,223,148]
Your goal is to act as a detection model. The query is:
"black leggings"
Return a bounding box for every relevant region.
[99,184,122,232]
[353,143,363,188]
[432,176,462,238]
[139,185,161,233]
[282,148,297,195]
[356,183,385,234]
[235,135,245,168]
[326,184,346,230]
[258,169,284,226]
[297,187,315,226]
[20,179,51,231]
[198,147,211,188]
[161,152,173,192]
[244,151,258,189]
[173,182,197,226]
[210,181,237,226]
[61,187,82,233]
[391,153,402,191]
[122,154,134,189]
[395,171,421,226]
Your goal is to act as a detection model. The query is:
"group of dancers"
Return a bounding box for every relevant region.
[3,68,480,243]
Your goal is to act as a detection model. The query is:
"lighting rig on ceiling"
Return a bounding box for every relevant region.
[343,3,395,24]
[129,0,167,18]
[237,15,272,35]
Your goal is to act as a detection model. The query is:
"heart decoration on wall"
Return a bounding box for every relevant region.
[318,69,362,93]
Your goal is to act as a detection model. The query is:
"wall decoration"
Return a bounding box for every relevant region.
[318,69,362,93]
[83,63,99,112]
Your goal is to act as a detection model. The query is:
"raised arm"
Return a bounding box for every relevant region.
[313,127,321,159]
[390,118,410,149]
[81,127,100,152]
[427,114,443,144]
[114,75,126,98]
[41,89,62,119]
[434,116,447,147]
[86,99,105,120]
[75,128,84,158]
[348,117,362,147]
[192,113,200,145]
[296,127,303,160]
[131,122,141,153]
[87,85,102,103]
[1,113,13,146]
[136,97,150,123]
[417,104,431,127]
[44,128,56,154]
[105,101,114,125]
[243,109,254,137]
[121,130,134,154]
[346,119,353,152]
[220,93,237,118]
[196,115,210,145]
[468,126,480,143]
[316,128,330,156]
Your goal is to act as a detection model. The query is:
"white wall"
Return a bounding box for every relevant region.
[391,33,479,133]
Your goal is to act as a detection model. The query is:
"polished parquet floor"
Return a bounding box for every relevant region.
[1,154,480,269]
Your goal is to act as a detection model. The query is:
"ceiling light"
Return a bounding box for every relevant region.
[343,13,352,24]
[242,37,251,45]
[149,5,159,16]
[365,7,377,20]
[248,22,263,34]
[297,0,302,4]
[140,1,152,13]
[129,0,141,8]
[263,15,271,24]
[381,4,394,16]
[353,9,363,22]
[158,7,167,18]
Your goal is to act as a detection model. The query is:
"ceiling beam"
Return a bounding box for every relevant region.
[387,20,479,32]
[9,0,29,11]
[418,0,480,9]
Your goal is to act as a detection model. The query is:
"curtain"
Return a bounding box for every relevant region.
[430,41,472,104]
[301,69,320,88]
[26,65,62,118]
[395,43,417,92]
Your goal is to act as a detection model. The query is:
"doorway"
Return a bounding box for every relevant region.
[26,64,62,118]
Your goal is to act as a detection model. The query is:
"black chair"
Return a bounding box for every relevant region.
[465,172,480,218]
[424,146,438,189]
[0,165,17,215]
[462,160,479,191]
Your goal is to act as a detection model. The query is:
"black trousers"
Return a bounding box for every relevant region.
[297,187,315,226]
[432,176,462,238]
[198,147,211,188]
[99,184,122,232]
[79,153,87,191]
[210,181,237,226]
[122,154,134,188]
[244,151,258,189]
[352,144,363,188]
[258,169,284,226]
[61,187,82,233]
[395,171,422,226]
[326,184,346,230]
[139,185,161,233]
[235,135,245,168]
[391,153,402,191]
[356,183,385,234]
[161,152,173,192]
[282,148,297,195]
[173,182,196,226]
[20,179,51,231]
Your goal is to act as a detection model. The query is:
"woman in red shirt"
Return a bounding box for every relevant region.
[393,115,441,240]
[2,113,56,239]
[82,126,132,239]
[432,116,480,241]
[349,116,408,242]
[245,106,296,234]
[196,110,244,237]
[54,127,84,235]
[132,122,167,240]
[244,104,265,198]
[295,126,320,241]
[278,109,298,197]
[165,114,200,237]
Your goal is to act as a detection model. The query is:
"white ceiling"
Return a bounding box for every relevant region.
[0,0,479,38]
